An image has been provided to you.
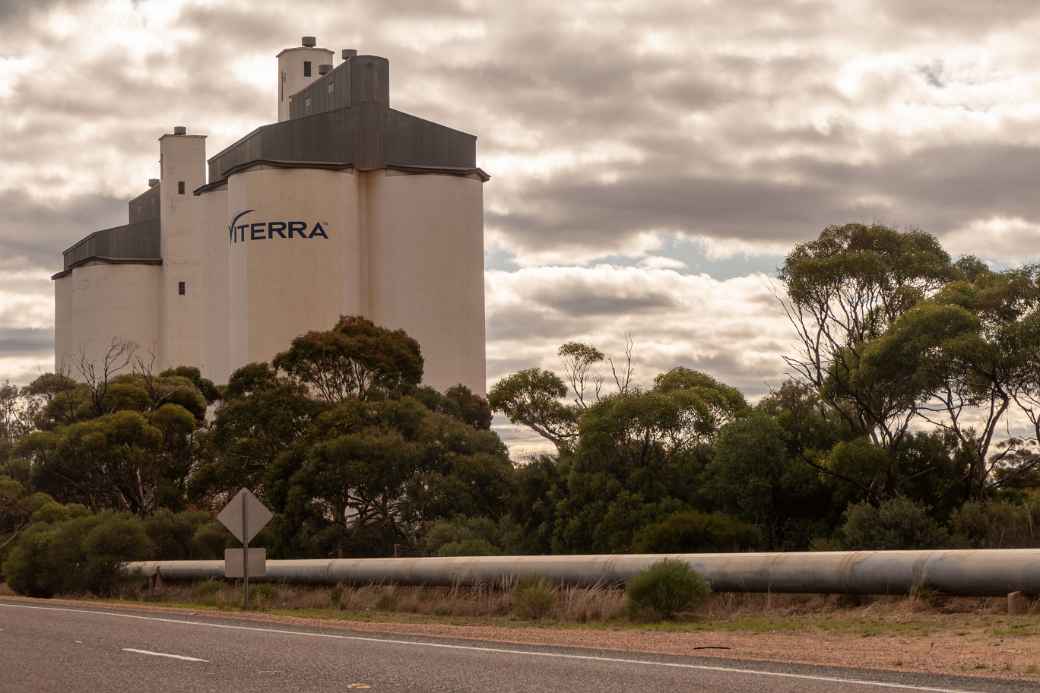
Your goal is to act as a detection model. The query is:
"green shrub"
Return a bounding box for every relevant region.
[511,577,556,620]
[191,579,224,603]
[330,583,346,610]
[949,501,1040,548]
[3,512,152,597]
[144,510,212,560]
[3,524,63,597]
[625,559,710,620]
[632,510,760,553]
[437,538,501,557]
[424,517,502,556]
[249,583,278,609]
[191,521,231,559]
[375,586,398,611]
[841,497,948,550]
[82,516,155,595]
[30,501,90,524]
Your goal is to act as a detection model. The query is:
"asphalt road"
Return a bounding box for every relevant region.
[0,599,1034,693]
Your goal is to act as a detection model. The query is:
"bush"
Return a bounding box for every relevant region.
[144,510,212,560]
[374,586,398,611]
[191,579,225,604]
[511,577,555,620]
[249,583,278,609]
[632,510,760,553]
[191,521,232,559]
[330,583,346,610]
[424,516,502,557]
[949,501,1040,548]
[841,496,948,550]
[82,516,154,595]
[3,524,63,597]
[625,559,710,620]
[437,538,501,557]
[3,511,153,597]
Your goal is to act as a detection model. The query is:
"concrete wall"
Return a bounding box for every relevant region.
[226,166,363,367]
[367,170,486,395]
[194,165,485,393]
[159,133,207,371]
[53,263,161,374]
[277,45,334,122]
[200,186,231,384]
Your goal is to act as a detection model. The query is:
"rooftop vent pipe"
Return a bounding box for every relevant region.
[318,64,332,75]
[148,179,159,188]
[342,49,357,60]
[302,36,317,47]
[173,126,187,135]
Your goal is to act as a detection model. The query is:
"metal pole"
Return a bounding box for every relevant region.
[241,495,249,610]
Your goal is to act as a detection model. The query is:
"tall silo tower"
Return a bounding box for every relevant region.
[277,36,334,122]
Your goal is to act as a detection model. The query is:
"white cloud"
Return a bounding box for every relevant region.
[485,265,793,396]
[943,217,1040,263]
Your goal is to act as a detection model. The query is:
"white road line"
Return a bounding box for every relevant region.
[1,602,978,692]
[121,647,208,662]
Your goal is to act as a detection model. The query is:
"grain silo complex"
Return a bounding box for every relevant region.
[53,37,488,394]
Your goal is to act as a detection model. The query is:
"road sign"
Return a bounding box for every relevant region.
[225,548,267,578]
[217,488,273,544]
[216,488,273,609]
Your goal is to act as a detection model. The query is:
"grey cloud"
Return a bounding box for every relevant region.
[0,190,126,270]
[0,327,53,356]
[877,1,1040,32]
[0,0,74,25]
[527,280,679,317]
[490,139,1040,256]
[788,142,1040,234]
[485,305,578,342]
[489,170,883,254]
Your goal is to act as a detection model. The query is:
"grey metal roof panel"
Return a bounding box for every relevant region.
[52,257,162,280]
[61,219,161,270]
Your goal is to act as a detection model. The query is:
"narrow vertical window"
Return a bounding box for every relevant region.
[178,281,186,296]
[177,181,185,195]
[304,61,312,77]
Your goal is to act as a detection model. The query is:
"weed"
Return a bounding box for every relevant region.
[626,560,710,620]
[511,577,555,620]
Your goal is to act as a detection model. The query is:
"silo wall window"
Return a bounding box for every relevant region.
[178,281,186,296]
[304,61,312,77]
[178,181,185,195]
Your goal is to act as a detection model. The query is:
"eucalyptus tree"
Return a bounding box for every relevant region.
[779,223,955,452]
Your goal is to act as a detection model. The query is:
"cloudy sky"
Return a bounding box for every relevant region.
[2,0,1040,454]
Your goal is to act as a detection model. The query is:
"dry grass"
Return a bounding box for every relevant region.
[113,578,1037,633]
[122,579,630,622]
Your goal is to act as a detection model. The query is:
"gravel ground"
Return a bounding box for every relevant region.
[5,594,1039,682]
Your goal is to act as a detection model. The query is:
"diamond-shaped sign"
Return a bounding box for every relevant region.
[217,488,273,545]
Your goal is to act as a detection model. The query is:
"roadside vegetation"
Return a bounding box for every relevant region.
[3,224,1040,602]
[8,576,1035,636]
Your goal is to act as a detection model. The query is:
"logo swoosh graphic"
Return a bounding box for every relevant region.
[227,209,255,241]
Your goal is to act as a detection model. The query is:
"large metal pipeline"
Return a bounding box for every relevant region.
[125,550,1040,596]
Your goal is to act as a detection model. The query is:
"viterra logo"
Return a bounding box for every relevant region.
[227,209,330,244]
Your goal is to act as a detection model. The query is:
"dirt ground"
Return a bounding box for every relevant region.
[3,591,1039,682]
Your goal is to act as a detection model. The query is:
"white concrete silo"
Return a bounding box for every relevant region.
[225,166,363,367]
[277,36,334,122]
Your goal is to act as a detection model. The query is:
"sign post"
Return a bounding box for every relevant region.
[217,488,273,610]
